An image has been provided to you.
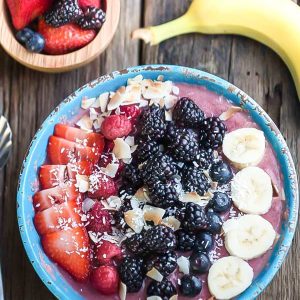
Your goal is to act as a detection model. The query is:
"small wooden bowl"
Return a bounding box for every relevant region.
[0,0,120,73]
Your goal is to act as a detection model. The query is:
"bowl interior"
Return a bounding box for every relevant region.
[17,65,298,300]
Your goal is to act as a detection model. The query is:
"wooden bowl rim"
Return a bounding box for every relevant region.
[0,0,120,72]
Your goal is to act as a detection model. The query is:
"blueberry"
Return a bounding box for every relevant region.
[194,231,214,252]
[25,33,45,53]
[189,251,211,274]
[179,275,202,297]
[207,209,223,234]
[16,28,34,44]
[210,160,233,184]
[209,192,232,213]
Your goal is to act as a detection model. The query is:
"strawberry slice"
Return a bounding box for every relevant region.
[42,227,90,281]
[39,165,67,189]
[54,124,105,151]
[34,199,82,235]
[38,19,96,55]
[33,184,80,212]
[47,136,100,165]
[67,161,94,180]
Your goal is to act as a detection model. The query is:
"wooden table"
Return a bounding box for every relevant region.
[0,0,299,299]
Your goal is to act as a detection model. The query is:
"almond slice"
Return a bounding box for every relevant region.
[177,256,190,275]
[143,205,165,225]
[113,138,132,160]
[146,267,163,282]
[219,106,242,121]
[124,208,144,233]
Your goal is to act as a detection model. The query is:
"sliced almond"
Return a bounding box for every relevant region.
[119,282,127,300]
[146,267,163,282]
[76,115,93,131]
[107,86,126,110]
[177,256,190,275]
[219,106,242,121]
[75,174,89,193]
[81,97,96,109]
[143,205,165,225]
[161,216,181,231]
[113,138,132,160]
[142,79,172,99]
[124,208,144,233]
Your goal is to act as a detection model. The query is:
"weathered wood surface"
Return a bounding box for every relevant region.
[0,0,299,299]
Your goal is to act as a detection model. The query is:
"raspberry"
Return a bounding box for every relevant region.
[96,241,122,265]
[101,115,132,140]
[147,279,176,300]
[182,202,208,232]
[77,6,106,30]
[182,166,210,195]
[119,104,141,123]
[98,153,124,177]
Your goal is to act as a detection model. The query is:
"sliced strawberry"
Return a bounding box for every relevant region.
[42,227,90,281]
[101,115,132,140]
[39,165,67,189]
[34,199,82,235]
[78,0,101,8]
[54,124,104,151]
[90,265,119,295]
[96,241,123,265]
[47,136,100,165]
[67,161,94,180]
[33,184,80,212]
[38,19,96,55]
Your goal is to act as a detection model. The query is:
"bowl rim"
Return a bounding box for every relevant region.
[17,64,299,299]
[0,0,120,72]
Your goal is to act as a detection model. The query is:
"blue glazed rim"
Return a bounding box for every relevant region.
[17,65,299,300]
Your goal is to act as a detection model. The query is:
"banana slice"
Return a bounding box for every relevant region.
[208,256,253,300]
[231,166,272,214]
[222,128,265,169]
[223,215,276,260]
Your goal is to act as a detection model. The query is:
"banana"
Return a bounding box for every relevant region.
[208,256,253,300]
[132,0,300,101]
[231,166,273,214]
[223,215,276,260]
[222,128,265,169]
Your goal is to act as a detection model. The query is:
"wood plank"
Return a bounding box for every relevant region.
[0,1,141,299]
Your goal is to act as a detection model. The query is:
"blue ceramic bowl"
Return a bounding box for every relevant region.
[17,65,298,299]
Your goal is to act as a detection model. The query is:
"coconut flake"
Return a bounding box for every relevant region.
[122,84,142,104]
[100,163,119,178]
[127,74,143,85]
[124,136,135,146]
[124,208,144,233]
[142,79,172,99]
[147,297,163,300]
[89,108,99,121]
[170,295,178,300]
[146,268,163,282]
[139,99,149,107]
[177,256,190,275]
[172,85,179,95]
[165,110,172,121]
[164,94,178,109]
[134,188,149,203]
[113,138,132,160]
[119,282,127,300]
[219,106,242,121]
[143,205,165,225]
[82,198,95,213]
[81,97,96,109]
[161,216,181,231]
[76,115,93,131]
[107,86,126,110]
[75,174,89,193]
[180,192,210,206]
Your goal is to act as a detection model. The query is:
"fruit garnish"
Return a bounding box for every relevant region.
[96,240,123,265]
[119,104,141,123]
[189,251,211,274]
[78,0,101,8]
[179,275,202,297]
[100,115,132,140]
[16,28,45,53]
[175,229,196,251]
[77,7,106,30]
[194,231,214,253]
[67,161,94,180]
[147,279,177,300]
[39,165,67,189]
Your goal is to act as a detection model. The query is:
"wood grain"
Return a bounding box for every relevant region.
[0,0,299,299]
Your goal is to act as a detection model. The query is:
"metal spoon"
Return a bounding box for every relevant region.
[0,115,12,300]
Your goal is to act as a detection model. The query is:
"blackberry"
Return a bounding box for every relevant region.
[165,121,177,142]
[148,178,181,208]
[168,128,199,162]
[122,164,143,188]
[114,199,132,230]
[119,257,145,293]
[145,251,177,277]
[45,0,83,27]
[196,148,214,169]
[143,225,176,253]
[182,166,210,195]
[134,139,160,163]
[118,185,135,198]
[141,152,177,185]
[77,7,106,30]
[173,97,205,128]
[147,279,177,300]
[124,233,147,255]
[163,204,185,219]
[176,229,196,251]
[182,202,208,232]
[139,105,166,140]
[199,117,227,149]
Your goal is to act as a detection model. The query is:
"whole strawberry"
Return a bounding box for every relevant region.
[101,115,132,140]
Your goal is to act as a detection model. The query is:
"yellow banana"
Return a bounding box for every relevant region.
[132,0,300,100]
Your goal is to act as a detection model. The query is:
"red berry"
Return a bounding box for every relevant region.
[91,265,119,295]
[119,105,141,124]
[101,115,132,140]
[78,0,101,8]
[86,202,112,234]
[96,241,123,265]
[98,153,124,177]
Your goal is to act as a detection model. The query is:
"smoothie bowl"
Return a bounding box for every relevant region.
[17,65,298,300]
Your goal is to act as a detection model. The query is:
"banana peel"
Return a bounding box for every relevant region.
[132,0,300,100]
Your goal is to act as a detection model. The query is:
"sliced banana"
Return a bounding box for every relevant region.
[222,128,265,169]
[231,166,272,214]
[223,215,276,260]
[208,256,253,300]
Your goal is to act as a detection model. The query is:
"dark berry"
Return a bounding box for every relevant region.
[182,166,210,195]
[173,97,205,128]
[163,204,185,220]
[145,251,177,277]
[25,33,45,53]
[139,104,166,140]
[114,199,132,230]
[118,185,135,198]
[208,192,232,213]
[134,139,160,163]
[168,128,199,162]
[194,232,214,252]
[77,7,106,29]
[189,251,211,274]
[179,275,202,297]
[176,230,196,251]
[45,0,83,27]
[199,117,226,149]
[182,203,207,232]
[122,164,143,188]
[207,209,223,234]
[124,233,148,255]
[143,225,176,253]
[165,121,177,142]
[195,148,214,169]
[119,257,145,293]
[147,279,176,300]
[16,28,34,43]
[148,178,181,208]
[210,160,233,184]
